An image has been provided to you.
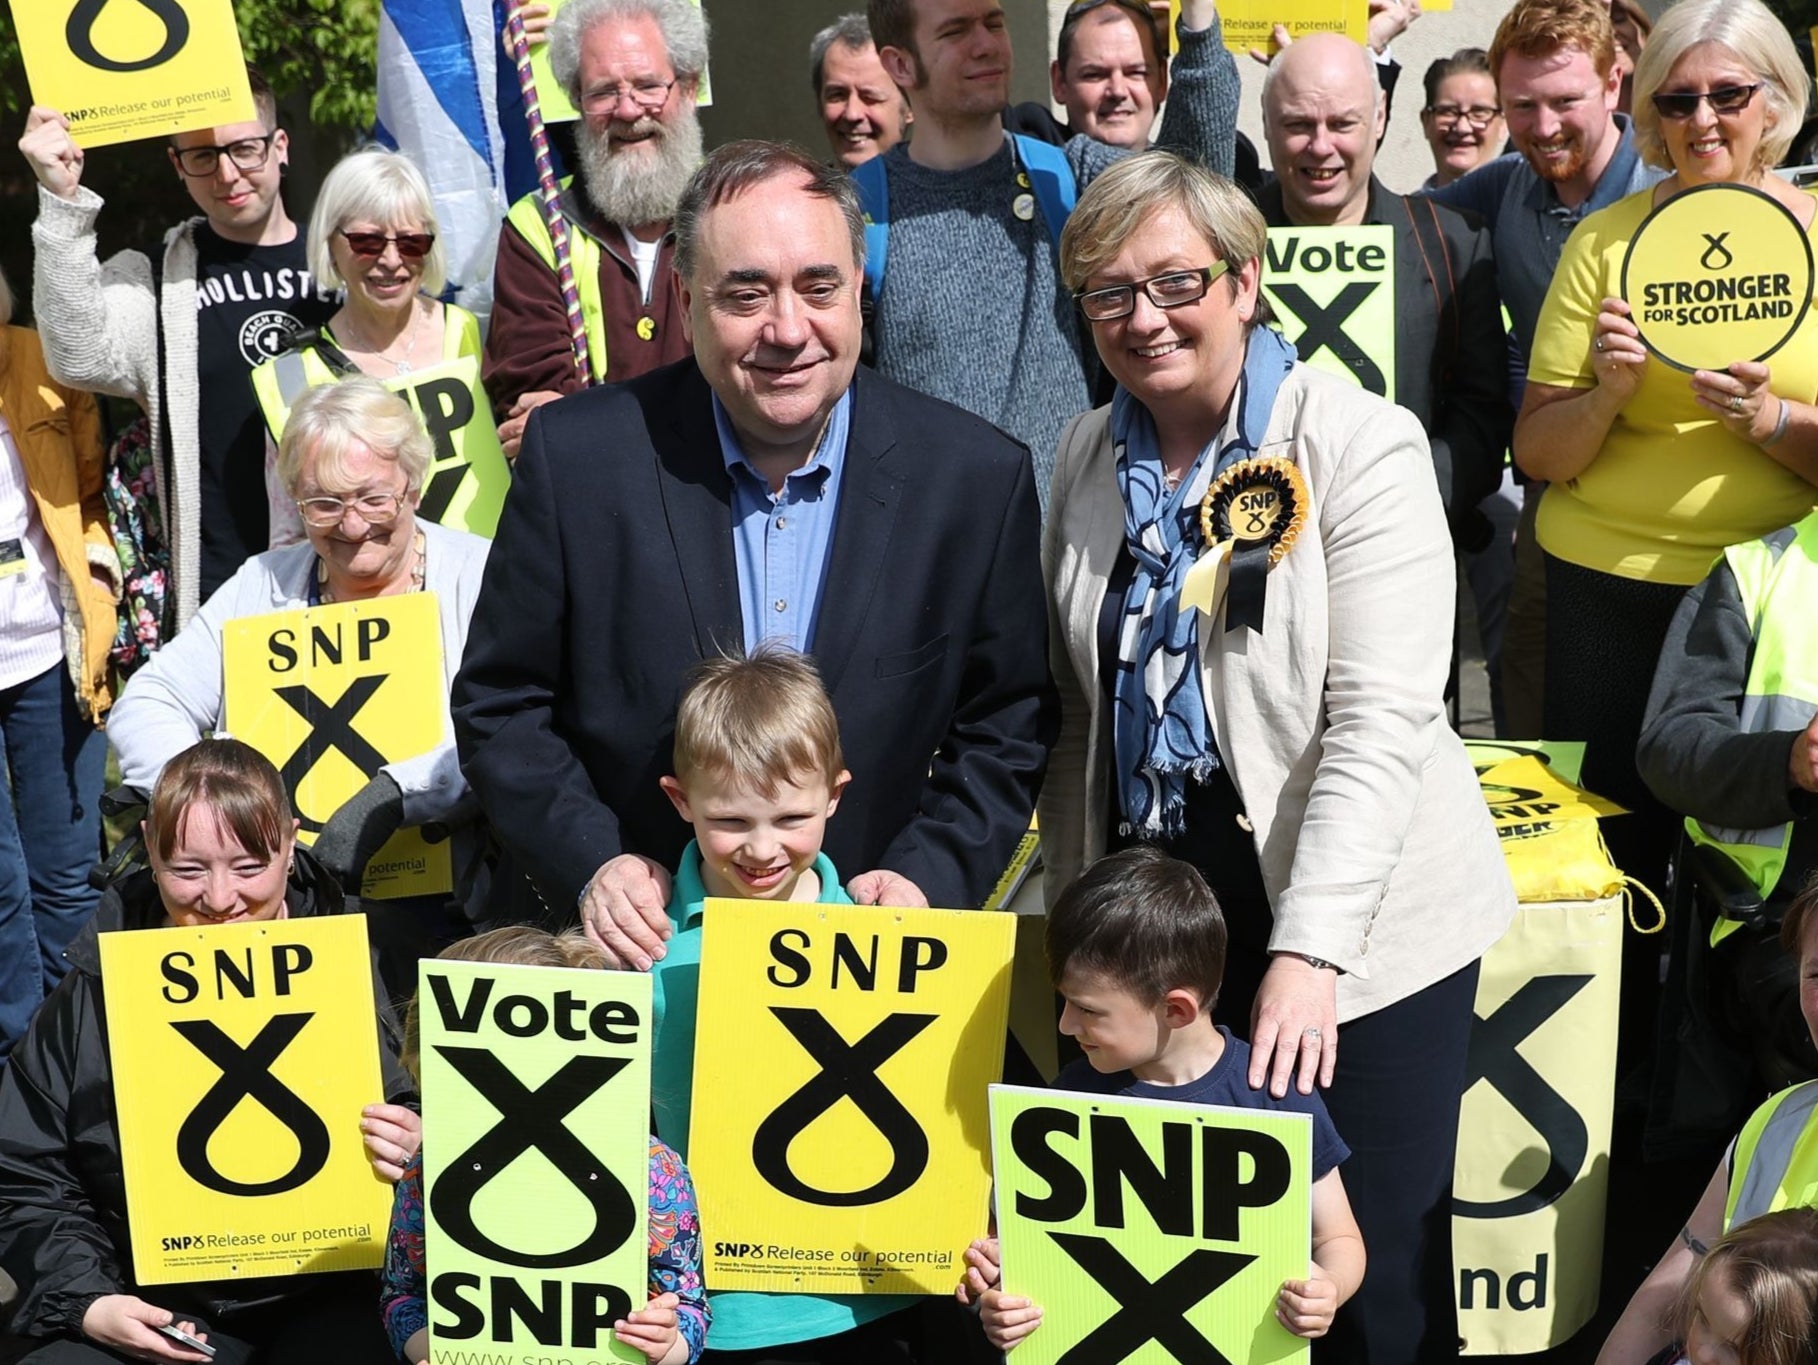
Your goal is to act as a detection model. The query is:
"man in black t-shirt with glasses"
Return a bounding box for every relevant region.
[20,67,336,623]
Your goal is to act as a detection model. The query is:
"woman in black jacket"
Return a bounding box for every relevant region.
[0,738,416,1365]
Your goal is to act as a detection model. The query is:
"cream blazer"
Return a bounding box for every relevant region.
[1039,364,1514,1022]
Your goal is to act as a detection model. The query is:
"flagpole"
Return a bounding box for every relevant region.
[502,7,593,383]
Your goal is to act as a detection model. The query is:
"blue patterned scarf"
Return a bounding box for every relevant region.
[1111,325,1298,836]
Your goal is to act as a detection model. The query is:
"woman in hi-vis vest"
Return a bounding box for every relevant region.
[1598,875,1818,1362]
[250,147,490,545]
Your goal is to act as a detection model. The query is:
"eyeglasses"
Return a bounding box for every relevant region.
[295,490,408,527]
[337,229,436,260]
[170,134,276,178]
[1425,103,1502,128]
[579,77,680,116]
[1650,83,1763,120]
[1076,261,1231,322]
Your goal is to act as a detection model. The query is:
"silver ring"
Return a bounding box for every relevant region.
[1732,395,1744,412]
[1303,1026,1321,1039]
[1595,336,1605,352]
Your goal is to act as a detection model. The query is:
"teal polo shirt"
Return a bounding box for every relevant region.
[649,841,917,1350]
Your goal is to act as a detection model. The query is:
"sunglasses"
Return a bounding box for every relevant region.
[337,229,436,260]
[1650,83,1763,120]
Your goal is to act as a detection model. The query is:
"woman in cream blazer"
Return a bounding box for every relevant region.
[1041,152,1514,1364]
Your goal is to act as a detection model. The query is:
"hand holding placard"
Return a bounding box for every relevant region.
[19,106,86,199]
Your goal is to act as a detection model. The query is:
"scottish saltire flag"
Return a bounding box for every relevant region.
[376,0,547,326]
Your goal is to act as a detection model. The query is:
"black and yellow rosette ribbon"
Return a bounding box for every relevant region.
[1194,456,1308,632]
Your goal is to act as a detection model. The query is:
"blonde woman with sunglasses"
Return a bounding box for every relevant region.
[250,147,493,545]
[1513,0,1818,1077]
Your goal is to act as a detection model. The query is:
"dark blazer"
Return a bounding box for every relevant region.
[452,359,1059,916]
[1259,177,1513,542]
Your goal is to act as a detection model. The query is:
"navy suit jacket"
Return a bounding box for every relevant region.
[452,359,1059,914]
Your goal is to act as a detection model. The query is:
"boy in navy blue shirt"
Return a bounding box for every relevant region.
[960,846,1366,1348]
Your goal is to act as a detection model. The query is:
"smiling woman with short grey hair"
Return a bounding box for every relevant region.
[1042,149,1514,1365]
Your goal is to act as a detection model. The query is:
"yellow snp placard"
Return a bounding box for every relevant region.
[223,595,451,900]
[1264,225,1397,402]
[1201,0,1368,54]
[11,0,255,147]
[690,900,1015,1294]
[423,960,653,1365]
[523,0,711,121]
[1622,182,1814,373]
[264,357,509,539]
[101,916,389,1283]
[992,1085,1312,1365]
[1453,898,1623,1354]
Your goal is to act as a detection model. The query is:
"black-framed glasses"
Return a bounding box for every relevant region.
[1425,103,1502,128]
[295,491,407,528]
[338,229,437,260]
[1650,83,1763,120]
[579,77,680,116]
[1076,261,1231,322]
[170,134,276,177]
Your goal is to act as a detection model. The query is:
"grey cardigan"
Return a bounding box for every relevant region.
[1039,362,1514,1022]
[31,185,207,626]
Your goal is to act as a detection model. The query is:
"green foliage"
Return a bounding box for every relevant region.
[0,0,379,130]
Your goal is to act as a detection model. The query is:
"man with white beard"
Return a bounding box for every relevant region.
[483,0,706,457]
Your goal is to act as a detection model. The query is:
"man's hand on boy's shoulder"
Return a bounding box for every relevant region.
[580,854,674,971]
[847,869,928,908]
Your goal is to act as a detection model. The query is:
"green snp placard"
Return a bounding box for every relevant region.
[991,1084,1312,1365]
[423,960,653,1365]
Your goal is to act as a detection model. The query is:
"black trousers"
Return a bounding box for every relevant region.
[18,1276,394,1365]
[1220,943,1482,1365]
[1542,553,1688,1081]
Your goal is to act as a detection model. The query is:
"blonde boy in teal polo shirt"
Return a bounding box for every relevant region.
[648,647,921,1360]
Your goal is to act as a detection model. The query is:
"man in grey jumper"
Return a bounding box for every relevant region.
[866,0,1237,504]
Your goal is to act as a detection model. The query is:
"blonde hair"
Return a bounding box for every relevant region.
[401,926,607,1077]
[671,644,843,796]
[307,146,448,297]
[1631,0,1808,172]
[1672,1209,1818,1365]
[276,376,432,498]
[1058,150,1270,328]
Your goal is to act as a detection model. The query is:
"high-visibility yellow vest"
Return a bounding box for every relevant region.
[506,183,608,385]
[1686,514,1818,945]
[1726,1079,1818,1229]
[250,305,483,440]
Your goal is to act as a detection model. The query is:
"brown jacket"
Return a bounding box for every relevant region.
[481,188,692,413]
[0,326,119,722]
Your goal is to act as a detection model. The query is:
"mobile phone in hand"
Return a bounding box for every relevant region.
[157,1323,216,1357]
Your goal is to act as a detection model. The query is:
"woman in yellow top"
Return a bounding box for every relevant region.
[1516,0,1818,1061]
[253,147,490,544]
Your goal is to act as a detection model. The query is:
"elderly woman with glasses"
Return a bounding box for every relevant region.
[1041,150,1512,1365]
[108,379,489,987]
[1514,0,1818,1072]
[251,147,495,543]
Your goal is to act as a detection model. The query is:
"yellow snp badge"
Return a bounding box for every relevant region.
[1180,457,1308,631]
[1622,182,1814,373]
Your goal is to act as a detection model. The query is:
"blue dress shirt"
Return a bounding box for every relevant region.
[712,389,851,653]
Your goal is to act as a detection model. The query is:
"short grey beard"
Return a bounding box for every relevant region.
[578,107,703,228]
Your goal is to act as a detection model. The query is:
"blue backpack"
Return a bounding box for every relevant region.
[850,133,1078,300]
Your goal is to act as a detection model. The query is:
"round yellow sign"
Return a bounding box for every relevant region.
[1621,183,1813,373]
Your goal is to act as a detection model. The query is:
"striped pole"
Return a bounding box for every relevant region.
[502,7,593,383]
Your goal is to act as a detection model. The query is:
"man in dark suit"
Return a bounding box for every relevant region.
[1258,32,1512,545]
[452,138,1057,965]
